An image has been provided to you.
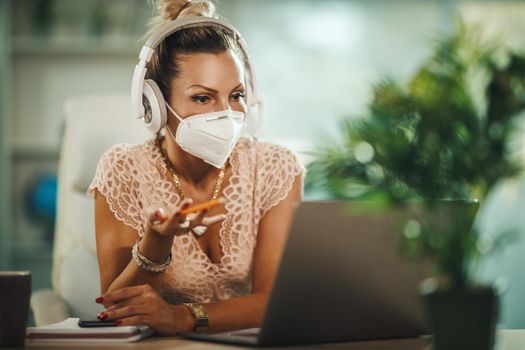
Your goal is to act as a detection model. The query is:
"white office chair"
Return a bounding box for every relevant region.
[476,177,525,328]
[30,95,150,326]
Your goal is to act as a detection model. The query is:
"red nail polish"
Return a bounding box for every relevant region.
[98,312,108,320]
[115,320,122,326]
[95,296,104,304]
[182,202,191,209]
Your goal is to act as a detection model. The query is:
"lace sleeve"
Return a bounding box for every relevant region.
[87,144,143,235]
[256,142,305,216]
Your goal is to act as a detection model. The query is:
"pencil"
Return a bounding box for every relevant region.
[179,197,225,215]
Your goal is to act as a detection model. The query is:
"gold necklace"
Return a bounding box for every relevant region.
[156,135,225,236]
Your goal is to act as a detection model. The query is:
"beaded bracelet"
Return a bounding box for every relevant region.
[131,236,172,272]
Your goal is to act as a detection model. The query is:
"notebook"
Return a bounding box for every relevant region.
[26,318,154,343]
[179,200,478,346]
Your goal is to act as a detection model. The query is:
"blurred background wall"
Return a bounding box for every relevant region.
[0,0,524,326]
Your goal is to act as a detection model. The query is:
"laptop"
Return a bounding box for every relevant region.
[180,200,478,346]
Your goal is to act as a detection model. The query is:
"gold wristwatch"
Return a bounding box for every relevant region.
[182,303,209,331]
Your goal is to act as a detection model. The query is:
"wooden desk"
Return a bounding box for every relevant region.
[24,330,525,350]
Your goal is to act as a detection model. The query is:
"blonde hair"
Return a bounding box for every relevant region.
[144,0,238,101]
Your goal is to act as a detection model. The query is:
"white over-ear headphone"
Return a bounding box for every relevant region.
[131,16,264,138]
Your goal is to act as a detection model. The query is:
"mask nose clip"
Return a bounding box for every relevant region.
[206,114,229,121]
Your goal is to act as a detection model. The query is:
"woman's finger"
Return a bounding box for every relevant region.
[103,302,148,321]
[185,213,198,222]
[150,208,166,225]
[188,208,209,229]
[114,315,149,327]
[165,198,193,228]
[103,294,144,314]
[96,284,147,306]
[201,214,227,226]
[146,208,167,228]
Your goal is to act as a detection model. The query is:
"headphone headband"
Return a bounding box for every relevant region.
[145,17,241,50]
[131,16,263,138]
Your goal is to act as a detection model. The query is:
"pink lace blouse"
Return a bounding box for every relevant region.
[88,137,304,304]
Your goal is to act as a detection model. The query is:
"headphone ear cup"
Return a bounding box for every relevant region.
[242,95,264,138]
[141,79,167,133]
[242,65,263,138]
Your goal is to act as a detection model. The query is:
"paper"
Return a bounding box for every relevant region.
[26,318,154,343]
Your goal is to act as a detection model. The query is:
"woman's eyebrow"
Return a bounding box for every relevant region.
[187,83,245,92]
[187,84,218,93]
[231,83,245,91]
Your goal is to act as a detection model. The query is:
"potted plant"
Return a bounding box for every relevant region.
[306,22,525,350]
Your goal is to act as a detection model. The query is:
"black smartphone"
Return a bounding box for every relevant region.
[78,318,116,327]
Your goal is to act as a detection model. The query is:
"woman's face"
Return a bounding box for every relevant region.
[168,49,247,121]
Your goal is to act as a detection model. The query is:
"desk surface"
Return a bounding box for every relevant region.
[24,329,525,350]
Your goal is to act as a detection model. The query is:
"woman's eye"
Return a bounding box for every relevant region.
[231,92,246,102]
[192,95,210,104]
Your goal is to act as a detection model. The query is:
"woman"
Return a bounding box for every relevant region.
[88,0,304,335]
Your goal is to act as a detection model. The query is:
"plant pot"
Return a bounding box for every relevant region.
[422,286,499,350]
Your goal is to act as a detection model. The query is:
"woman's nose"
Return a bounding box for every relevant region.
[216,98,230,111]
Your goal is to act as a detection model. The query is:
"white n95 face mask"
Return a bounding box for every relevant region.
[165,103,245,169]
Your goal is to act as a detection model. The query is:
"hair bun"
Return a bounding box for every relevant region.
[146,0,216,37]
[154,0,215,22]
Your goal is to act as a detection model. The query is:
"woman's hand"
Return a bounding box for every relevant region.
[96,284,194,335]
[146,198,226,238]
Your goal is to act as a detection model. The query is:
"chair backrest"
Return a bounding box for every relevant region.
[52,95,150,318]
[476,177,525,328]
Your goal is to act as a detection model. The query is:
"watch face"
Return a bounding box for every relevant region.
[193,304,207,317]
[184,303,209,331]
